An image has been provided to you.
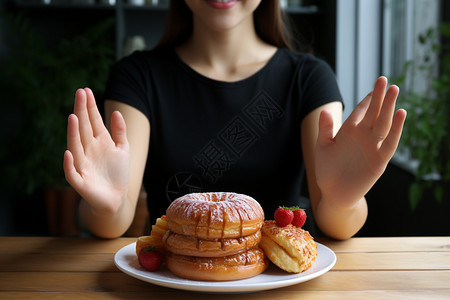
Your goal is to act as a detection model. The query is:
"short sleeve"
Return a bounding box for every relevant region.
[103,52,151,119]
[298,56,343,121]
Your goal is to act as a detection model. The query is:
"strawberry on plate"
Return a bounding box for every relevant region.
[138,247,163,272]
[274,206,307,228]
[274,207,294,227]
[292,208,307,228]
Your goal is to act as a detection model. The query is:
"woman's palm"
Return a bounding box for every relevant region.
[63,88,130,213]
[315,77,406,207]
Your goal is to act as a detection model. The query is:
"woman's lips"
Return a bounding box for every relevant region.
[206,0,239,9]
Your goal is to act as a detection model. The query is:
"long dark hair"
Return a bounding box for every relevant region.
[155,0,300,51]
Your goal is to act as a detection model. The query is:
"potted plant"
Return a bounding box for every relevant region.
[393,22,450,211]
[0,14,115,235]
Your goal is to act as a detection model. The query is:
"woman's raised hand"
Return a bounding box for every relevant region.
[315,76,407,208]
[63,88,130,214]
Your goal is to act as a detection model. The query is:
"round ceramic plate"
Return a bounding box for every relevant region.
[114,242,336,293]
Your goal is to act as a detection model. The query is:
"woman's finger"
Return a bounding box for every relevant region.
[346,91,372,126]
[362,76,388,129]
[67,114,85,161]
[74,89,94,145]
[84,88,107,138]
[63,150,84,190]
[380,109,407,160]
[110,111,128,148]
[317,109,335,146]
[372,84,399,139]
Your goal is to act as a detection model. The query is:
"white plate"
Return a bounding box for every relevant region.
[114,242,336,293]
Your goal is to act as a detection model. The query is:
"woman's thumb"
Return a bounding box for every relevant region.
[317,109,334,146]
[111,111,128,147]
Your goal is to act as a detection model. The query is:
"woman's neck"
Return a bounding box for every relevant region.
[176,17,277,82]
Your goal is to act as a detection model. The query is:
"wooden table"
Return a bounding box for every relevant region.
[1,236,449,299]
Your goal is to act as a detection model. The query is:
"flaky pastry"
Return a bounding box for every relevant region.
[259,220,317,273]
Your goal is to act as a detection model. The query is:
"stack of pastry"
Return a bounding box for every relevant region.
[163,192,268,281]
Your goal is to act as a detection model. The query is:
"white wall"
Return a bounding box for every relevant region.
[336,0,357,120]
[336,0,381,120]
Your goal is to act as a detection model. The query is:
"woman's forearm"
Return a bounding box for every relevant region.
[314,196,368,240]
[79,196,136,239]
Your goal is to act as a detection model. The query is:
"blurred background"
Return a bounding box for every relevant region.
[0,0,449,237]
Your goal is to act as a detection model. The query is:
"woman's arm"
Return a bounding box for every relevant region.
[302,101,368,239]
[84,100,150,238]
[301,77,406,240]
[79,100,150,238]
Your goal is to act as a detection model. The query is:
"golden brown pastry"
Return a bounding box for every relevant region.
[165,247,268,281]
[162,192,267,281]
[165,192,264,239]
[135,215,168,255]
[163,230,261,257]
[259,220,317,273]
[150,215,168,240]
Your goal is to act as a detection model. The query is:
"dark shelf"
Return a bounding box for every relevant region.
[285,5,319,14]
[14,1,116,9]
[13,0,168,9]
[121,3,168,10]
[14,1,319,14]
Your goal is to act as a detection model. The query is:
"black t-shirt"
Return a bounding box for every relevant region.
[104,47,342,224]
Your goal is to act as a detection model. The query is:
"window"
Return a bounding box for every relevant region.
[382,0,440,172]
[382,0,440,90]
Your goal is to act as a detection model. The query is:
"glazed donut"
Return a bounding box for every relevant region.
[166,192,264,239]
[163,230,261,257]
[165,247,268,281]
[259,220,317,273]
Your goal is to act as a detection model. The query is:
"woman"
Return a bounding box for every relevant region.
[63,0,406,240]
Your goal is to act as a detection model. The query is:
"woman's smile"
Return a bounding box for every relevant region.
[206,0,239,10]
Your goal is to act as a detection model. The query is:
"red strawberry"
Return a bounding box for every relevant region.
[138,247,163,272]
[274,207,294,227]
[292,208,307,228]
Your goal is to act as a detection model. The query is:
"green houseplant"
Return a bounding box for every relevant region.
[393,23,450,210]
[0,14,115,196]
